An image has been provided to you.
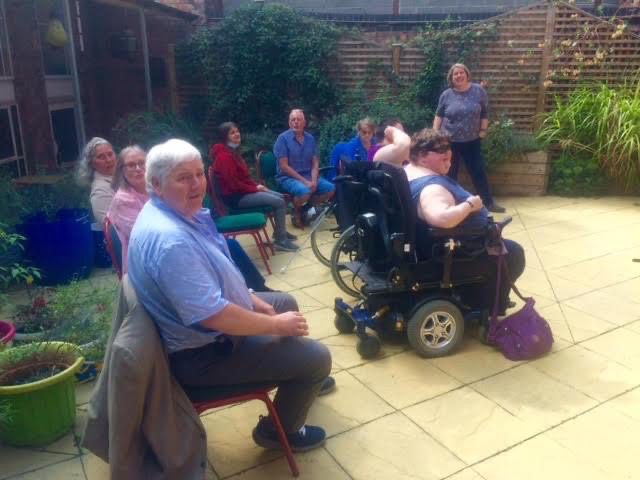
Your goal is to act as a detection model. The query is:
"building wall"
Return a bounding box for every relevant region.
[4,0,57,173]
[75,1,192,142]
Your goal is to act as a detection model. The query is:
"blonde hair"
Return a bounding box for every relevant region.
[447,63,471,88]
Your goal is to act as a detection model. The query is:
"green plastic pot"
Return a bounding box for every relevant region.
[0,342,84,446]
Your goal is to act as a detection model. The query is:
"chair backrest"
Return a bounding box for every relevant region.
[256,151,278,184]
[206,165,228,218]
[103,217,123,279]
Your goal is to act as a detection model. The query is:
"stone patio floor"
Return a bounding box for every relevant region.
[2,195,640,480]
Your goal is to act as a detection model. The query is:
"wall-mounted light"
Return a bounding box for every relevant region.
[110,28,137,60]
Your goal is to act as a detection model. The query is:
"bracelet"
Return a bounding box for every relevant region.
[465,199,474,209]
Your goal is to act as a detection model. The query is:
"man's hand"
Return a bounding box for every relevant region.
[466,195,484,212]
[251,293,276,316]
[273,311,309,336]
[257,184,268,192]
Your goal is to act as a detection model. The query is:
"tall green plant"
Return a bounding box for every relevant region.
[538,83,640,191]
[177,4,339,130]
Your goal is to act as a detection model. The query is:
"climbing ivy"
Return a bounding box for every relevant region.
[176,3,340,131]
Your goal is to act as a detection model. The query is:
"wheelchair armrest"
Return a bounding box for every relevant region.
[332,174,354,184]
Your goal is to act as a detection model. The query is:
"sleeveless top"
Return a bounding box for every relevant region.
[409,174,489,231]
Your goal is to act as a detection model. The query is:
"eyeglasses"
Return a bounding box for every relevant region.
[124,160,146,171]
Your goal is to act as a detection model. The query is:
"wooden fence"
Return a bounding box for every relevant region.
[329,1,640,132]
[174,1,640,195]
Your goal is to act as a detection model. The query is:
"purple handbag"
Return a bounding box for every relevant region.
[487,255,554,361]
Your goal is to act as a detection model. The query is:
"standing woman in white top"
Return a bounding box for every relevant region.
[433,63,505,213]
[76,137,117,224]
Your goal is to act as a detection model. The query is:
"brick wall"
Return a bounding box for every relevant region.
[4,0,56,173]
[76,1,193,141]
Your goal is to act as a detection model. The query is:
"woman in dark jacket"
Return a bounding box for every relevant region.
[210,122,299,252]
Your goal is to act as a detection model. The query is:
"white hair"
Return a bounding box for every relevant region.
[76,137,112,186]
[145,139,202,193]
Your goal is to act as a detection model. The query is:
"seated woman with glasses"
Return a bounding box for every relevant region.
[105,146,271,291]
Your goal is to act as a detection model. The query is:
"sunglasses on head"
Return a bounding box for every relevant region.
[430,143,451,153]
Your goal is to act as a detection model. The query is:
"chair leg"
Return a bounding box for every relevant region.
[268,213,276,232]
[262,227,275,256]
[260,393,300,477]
[252,232,272,275]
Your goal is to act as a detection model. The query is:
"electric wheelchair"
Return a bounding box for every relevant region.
[331,162,512,359]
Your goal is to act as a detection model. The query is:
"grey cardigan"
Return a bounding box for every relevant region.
[82,276,208,480]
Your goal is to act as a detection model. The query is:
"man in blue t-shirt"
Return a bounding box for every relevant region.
[273,109,335,225]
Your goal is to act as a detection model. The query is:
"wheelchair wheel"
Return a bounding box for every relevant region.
[310,206,339,267]
[334,311,355,334]
[407,300,464,358]
[330,226,364,298]
[357,334,381,359]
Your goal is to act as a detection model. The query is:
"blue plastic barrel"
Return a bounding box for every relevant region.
[18,209,94,285]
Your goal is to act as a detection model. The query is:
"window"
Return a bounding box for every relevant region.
[36,0,72,76]
[50,107,78,165]
[0,0,11,77]
[0,105,25,173]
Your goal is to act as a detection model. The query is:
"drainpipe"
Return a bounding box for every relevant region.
[139,5,152,109]
[64,0,86,145]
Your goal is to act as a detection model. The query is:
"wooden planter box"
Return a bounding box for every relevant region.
[459,150,550,197]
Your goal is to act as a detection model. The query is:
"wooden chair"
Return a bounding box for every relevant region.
[206,171,274,275]
[186,384,299,477]
[103,217,123,280]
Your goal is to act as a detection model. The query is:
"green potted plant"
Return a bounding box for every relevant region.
[0,341,84,446]
[0,223,40,348]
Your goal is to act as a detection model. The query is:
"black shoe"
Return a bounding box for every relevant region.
[318,376,336,396]
[286,231,298,241]
[273,239,300,252]
[252,416,326,452]
[487,203,506,213]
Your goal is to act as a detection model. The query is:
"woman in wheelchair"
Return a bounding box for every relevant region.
[405,128,525,315]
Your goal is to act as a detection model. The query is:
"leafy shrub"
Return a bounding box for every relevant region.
[538,82,640,191]
[177,3,339,131]
[111,110,207,160]
[482,117,540,171]
[549,152,607,196]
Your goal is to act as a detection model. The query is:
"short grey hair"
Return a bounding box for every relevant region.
[111,145,146,191]
[76,137,112,186]
[145,139,202,193]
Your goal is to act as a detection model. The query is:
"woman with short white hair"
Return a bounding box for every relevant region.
[128,138,332,454]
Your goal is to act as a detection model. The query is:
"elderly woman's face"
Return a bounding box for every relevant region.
[154,158,206,218]
[227,127,241,145]
[451,67,469,88]
[122,151,146,192]
[93,144,116,176]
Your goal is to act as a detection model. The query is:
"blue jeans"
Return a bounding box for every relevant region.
[277,176,335,199]
[448,138,495,207]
